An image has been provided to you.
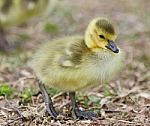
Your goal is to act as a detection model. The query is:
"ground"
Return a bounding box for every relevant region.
[0,0,150,125]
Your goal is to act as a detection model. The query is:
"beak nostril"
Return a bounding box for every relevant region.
[110,44,115,49]
[106,41,119,53]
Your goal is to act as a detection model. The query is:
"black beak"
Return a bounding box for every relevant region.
[105,41,119,53]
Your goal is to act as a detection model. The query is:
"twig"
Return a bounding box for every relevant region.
[52,92,66,101]
[143,104,150,107]
[2,116,24,126]
[5,99,24,119]
[118,120,137,124]
[13,76,36,85]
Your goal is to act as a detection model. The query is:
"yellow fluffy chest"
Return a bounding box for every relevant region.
[81,50,124,90]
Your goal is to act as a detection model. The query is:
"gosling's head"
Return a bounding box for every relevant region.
[85,18,119,53]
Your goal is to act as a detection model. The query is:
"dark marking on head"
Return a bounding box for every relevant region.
[96,19,115,34]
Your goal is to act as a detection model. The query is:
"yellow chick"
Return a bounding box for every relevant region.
[0,0,56,52]
[31,18,124,119]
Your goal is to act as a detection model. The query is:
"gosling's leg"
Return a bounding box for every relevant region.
[0,28,13,52]
[69,92,97,119]
[38,81,58,118]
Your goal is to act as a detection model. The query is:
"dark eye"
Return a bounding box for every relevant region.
[99,35,105,39]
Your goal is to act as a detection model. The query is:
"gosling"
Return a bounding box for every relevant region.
[31,18,124,119]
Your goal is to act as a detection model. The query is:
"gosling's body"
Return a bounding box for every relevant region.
[32,18,124,119]
[32,36,123,92]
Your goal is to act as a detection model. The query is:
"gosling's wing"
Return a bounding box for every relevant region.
[58,37,90,68]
